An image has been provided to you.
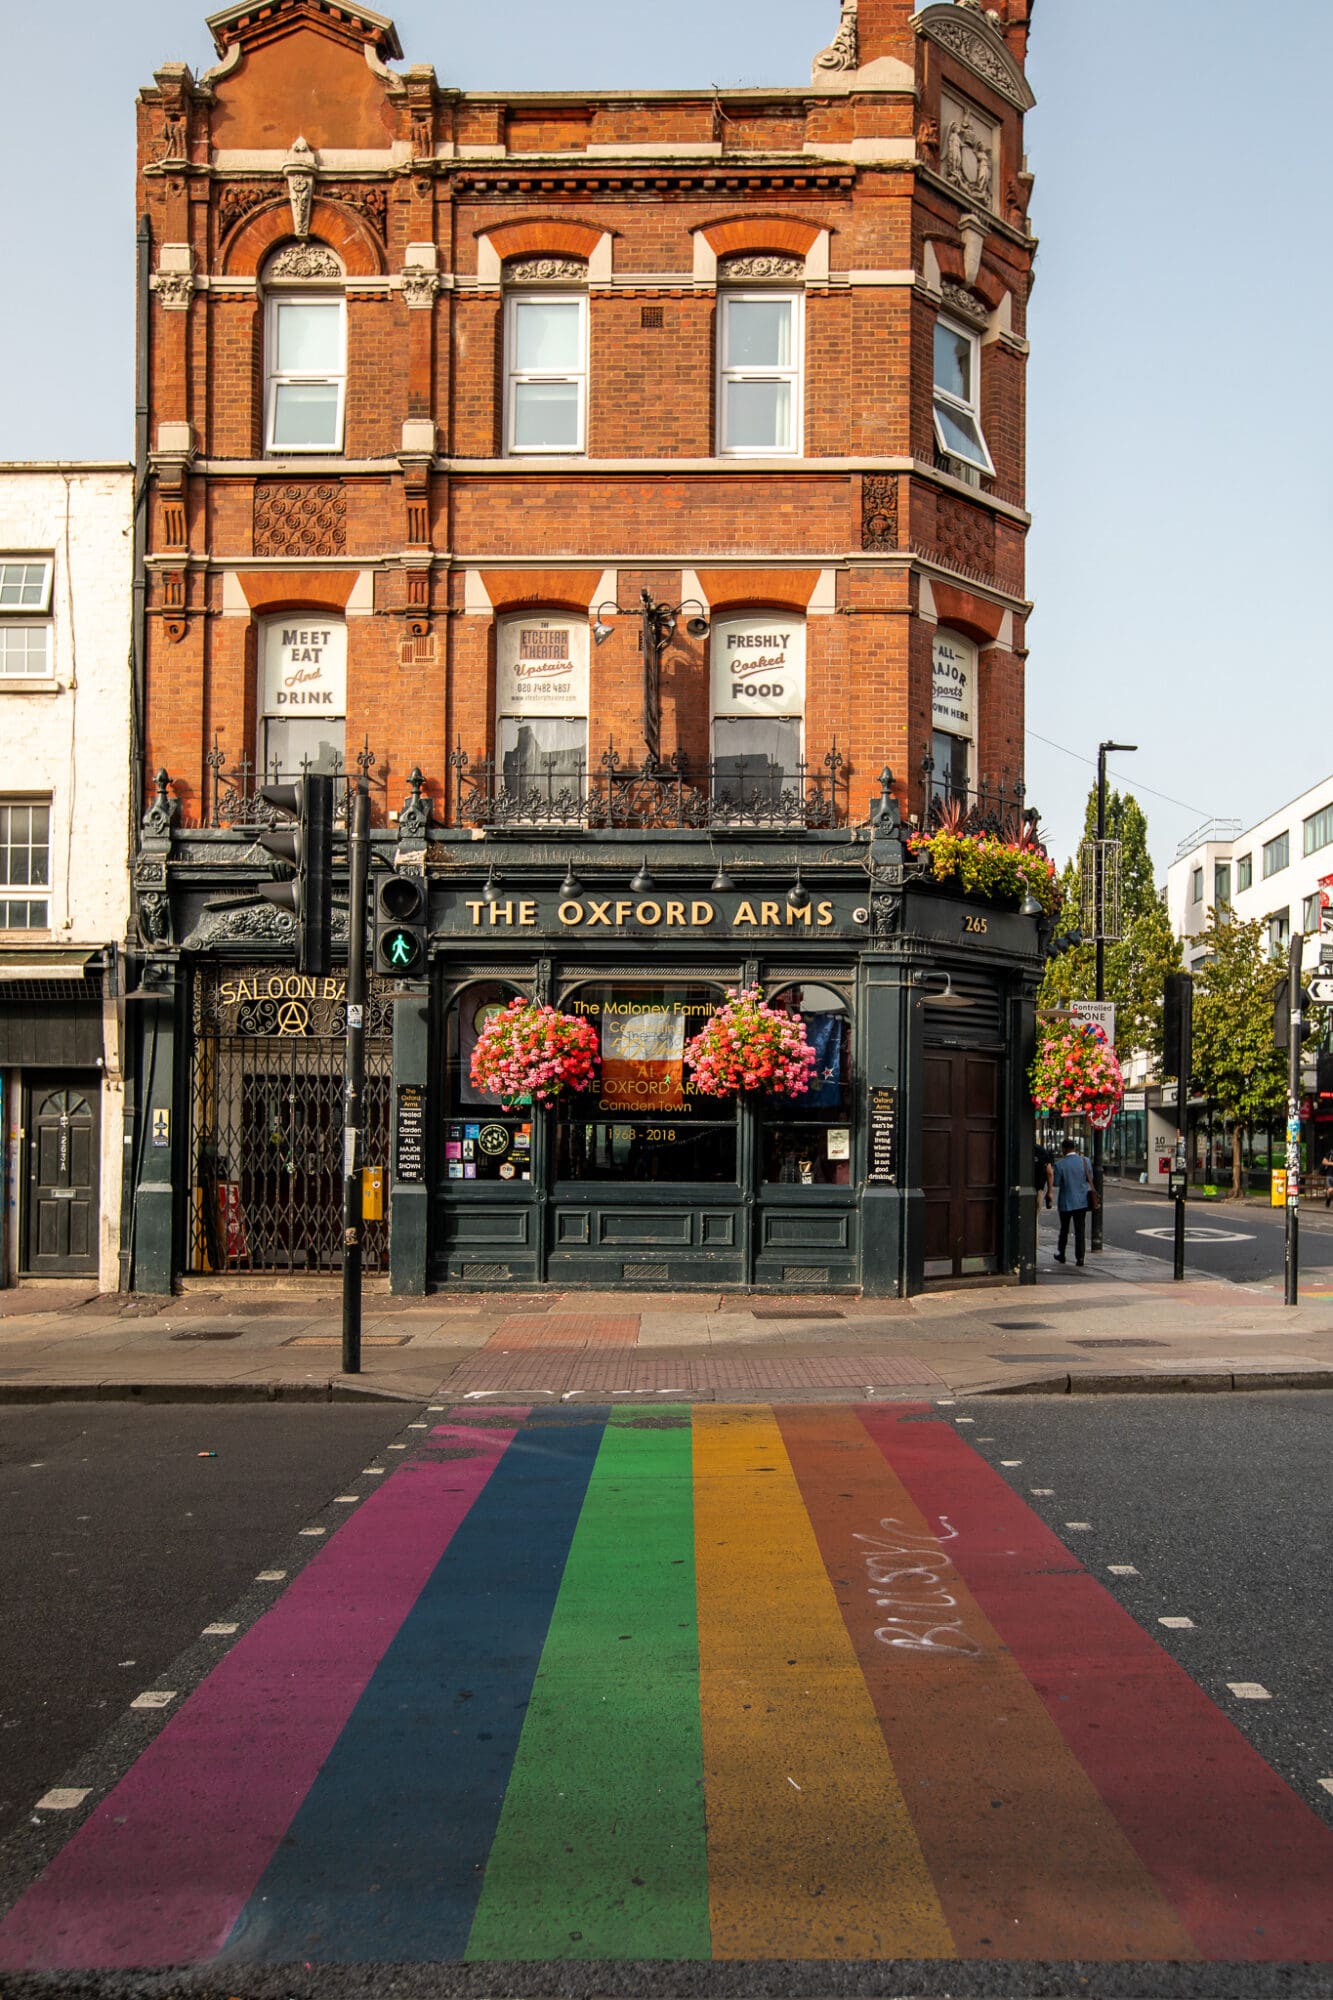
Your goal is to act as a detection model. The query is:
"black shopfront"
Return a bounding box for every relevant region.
[129,807,1044,1298]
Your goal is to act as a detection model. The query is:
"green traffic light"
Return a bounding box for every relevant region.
[382,928,421,973]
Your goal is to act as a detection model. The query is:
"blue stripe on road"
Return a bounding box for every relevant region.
[219,1411,609,1965]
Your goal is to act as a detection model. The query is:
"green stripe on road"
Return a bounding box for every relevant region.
[466,1410,709,1962]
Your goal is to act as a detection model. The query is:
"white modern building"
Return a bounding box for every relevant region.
[0,466,133,1291]
[1166,777,1333,973]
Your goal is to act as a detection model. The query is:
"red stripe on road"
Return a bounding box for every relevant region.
[861,1407,1333,1963]
[0,1415,523,1972]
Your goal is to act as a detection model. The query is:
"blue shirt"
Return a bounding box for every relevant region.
[1052,1152,1091,1212]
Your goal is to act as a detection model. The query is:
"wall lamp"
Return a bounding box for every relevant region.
[592,592,710,763]
[915,971,976,1010]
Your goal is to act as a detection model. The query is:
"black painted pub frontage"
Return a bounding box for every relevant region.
[127,793,1044,1299]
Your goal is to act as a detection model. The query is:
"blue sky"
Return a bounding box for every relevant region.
[2,0,1327,875]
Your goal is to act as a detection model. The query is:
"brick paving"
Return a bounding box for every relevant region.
[486,1315,640,1350]
[444,1350,946,1393]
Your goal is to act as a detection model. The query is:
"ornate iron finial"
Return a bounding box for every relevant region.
[142,768,179,841]
[398,764,432,842]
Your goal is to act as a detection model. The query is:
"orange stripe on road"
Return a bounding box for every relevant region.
[692,1406,952,1961]
[777,1406,1197,1963]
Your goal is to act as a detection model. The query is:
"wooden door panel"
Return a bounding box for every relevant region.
[923,1047,1001,1279]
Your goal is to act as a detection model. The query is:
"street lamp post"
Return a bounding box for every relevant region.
[1092,739,1136,1252]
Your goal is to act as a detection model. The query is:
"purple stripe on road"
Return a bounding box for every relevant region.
[0,1415,523,1972]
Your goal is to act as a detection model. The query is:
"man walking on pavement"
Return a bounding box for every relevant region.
[1052,1135,1093,1267]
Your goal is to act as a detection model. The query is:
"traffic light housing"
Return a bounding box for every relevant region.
[1162,970,1193,1084]
[257,775,334,976]
[1273,977,1316,1049]
[375,870,428,978]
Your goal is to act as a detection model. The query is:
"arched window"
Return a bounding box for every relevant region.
[260,615,346,777]
[930,628,977,807]
[761,983,853,1186]
[496,612,589,804]
[711,612,805,811]
[262,241,347,454]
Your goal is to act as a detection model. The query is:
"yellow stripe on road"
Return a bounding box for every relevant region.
[693,1406,953,1961]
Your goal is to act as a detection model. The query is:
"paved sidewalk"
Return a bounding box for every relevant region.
[0,1238,1330,1402]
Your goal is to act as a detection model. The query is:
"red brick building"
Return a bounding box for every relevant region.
[127,0,1045,1298]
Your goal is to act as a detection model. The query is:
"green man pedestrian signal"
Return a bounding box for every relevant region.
[257,774,334,977]
[375,872,428,978]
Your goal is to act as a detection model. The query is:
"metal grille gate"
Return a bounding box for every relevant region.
[189,967,394,1274]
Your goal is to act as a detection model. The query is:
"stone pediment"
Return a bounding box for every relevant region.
[915,4,1036,113]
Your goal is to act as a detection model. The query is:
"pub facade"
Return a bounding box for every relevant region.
[125,0,1045,1297]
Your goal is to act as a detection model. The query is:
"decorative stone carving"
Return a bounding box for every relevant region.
[253,483,347,557]
[862,474,899,551]
[941,110,995,206]
[219,183,272,237]
[870,891,903,941]
[934,492,996,578]
[183,900,351,951]
[265,242,344,281]
[940,278,990,329]
[154,108,189,165]
[814,0,859,71]
[141,771,179,842]
[151,271,195,311]
[718,253,804,281]
[137,892,172,946]
[339,185,388,239]
[502,256,588,283]
[920,11,1035,112]
[282,136,317,238]
[397,767,433,844]
[401,264,441,310]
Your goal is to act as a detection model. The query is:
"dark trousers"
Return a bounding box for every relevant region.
[1057,1207,1087,1263]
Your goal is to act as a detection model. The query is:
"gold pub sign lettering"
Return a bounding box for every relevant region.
[462,899,837,931]
[219,974,348,1007]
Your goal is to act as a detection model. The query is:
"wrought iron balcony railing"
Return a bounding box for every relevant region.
[204,737,387,830]
[450,739,849,832]
[919,754,1041,849]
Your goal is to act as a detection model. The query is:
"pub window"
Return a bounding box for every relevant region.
[930,629,977,806]
[445,981,533,1182]
[710,613,805,812]
[933,316,994,477]
[496,614,589,806]
[761,984,853,1186]
[260,616,346,776]
[0,797,51,929]
[554,983,738,1184]
[0,557,53,680]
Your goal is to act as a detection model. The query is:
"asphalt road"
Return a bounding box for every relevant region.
[0,1401,414,1844]
[1049,1183,1333,1287]
[0,1397,1328,1999]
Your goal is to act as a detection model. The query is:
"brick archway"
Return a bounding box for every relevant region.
[221,199,384,277]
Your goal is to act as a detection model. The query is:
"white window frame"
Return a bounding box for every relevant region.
[932,314,995,476]
[264,293,347,456]
[0,796,52,931]
[1262,830,1290,878]
[716,290,804,459]
[1266,908,1290,961]
[1303,803,1333,856]
[0,557,54,684]
[504,291,589,457]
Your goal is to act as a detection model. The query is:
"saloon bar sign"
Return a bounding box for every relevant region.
[262,617,347,717]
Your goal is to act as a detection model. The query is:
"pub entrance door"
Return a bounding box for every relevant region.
[22,1076,100,1276]
[921,1047,1001,1280]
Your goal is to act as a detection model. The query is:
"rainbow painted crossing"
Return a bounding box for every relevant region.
[1,1403,1330,1971]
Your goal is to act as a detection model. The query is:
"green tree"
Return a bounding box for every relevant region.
[1190,911,1287,1198]
[1038,787,1182,1063]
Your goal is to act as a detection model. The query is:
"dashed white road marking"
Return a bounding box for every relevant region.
[427,1405,445,1411]
[131,1691,176,1710]
[1227,1682,1271,1700]
[363,1467,386,1476]
[1031,1487,1054,1496]
[955,1418,975,1425]
[255,1570,286,1582]
[1159,1617,1196,1630]
[937,1399,957,1407]
[1318,1778,1333,1797]
[35,1789,90,1812]
[334,1495,359,1504]
[407,1422,429,1430]
[1108,1565,1139,1576]
[388,1443,408,1449]
[1065,1522,1092,1531]
[1001,1459,1023,1467]
[202,1622,238,1637]
[298,1527,326,1537]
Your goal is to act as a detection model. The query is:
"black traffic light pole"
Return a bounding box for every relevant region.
[1284,928,1303,1308]
[1092,739,1136,1252]
[1162,970,1192,1282]
[342,779,370,1375]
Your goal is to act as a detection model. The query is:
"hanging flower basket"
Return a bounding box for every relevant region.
[683,986,817,1099]
[469,998,600,1109]
[1029,1022,1124,1124]
[908,827,1060,915]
